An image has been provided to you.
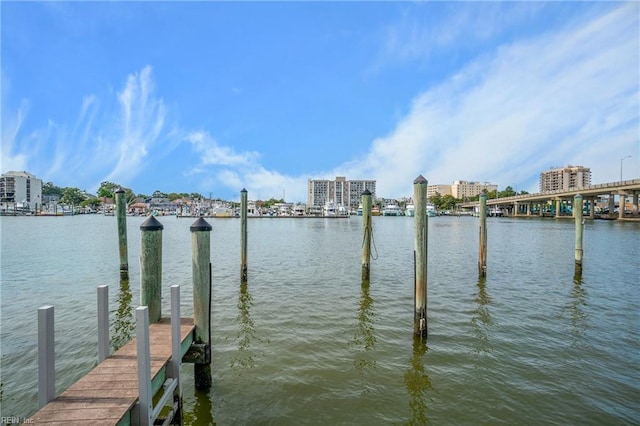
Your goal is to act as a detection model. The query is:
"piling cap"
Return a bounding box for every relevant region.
[241,188,247,193]
[140,215,163,231]
[362,189,371,196]
[190,216,212,232]
[413,175,428,185]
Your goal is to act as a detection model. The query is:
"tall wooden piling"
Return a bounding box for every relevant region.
[574,194,584,275]
[240,188,248,283]
[413,175,428,338]
[115,188,129,276]
[478,193,487,277]
[140,216,163,323]
[361,189,373,282]
[191,216,213,389]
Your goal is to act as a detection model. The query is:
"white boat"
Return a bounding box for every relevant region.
[382,204,402,216]
[405,204,415,217]
[213,204,233,217]
[293,204,306,216]
[323,202,337,217]
[323,202,349,217]
[404,204,436,217]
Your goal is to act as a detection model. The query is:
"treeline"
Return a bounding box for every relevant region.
[42,180,287,209]
[428,186,529,211]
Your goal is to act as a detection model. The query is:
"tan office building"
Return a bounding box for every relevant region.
[451,181,497,199]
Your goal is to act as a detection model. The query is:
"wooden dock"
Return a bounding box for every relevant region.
[29,317,195,426]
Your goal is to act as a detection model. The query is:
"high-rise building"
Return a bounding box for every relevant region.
[539,166,591,192]
[307,177,376,208]
[0,171,43,212]
[427,184,452,199]
[451,181,497,199]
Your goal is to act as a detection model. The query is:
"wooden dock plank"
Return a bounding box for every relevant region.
[29,317,195,425]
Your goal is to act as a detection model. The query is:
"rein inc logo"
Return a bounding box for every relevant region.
[0,418,34,425]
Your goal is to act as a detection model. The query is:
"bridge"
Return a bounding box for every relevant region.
[459,179,640,220]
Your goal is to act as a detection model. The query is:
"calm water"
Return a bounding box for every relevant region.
[1,215,639,424]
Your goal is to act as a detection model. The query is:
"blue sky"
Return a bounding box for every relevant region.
[2,2,638,201]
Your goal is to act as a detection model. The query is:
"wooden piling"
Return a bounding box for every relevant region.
[361,189,373,282]
[478,193,487,277]
[115,188,129,276]
[190,216,213,389]
[240,188,248,283]
[140,216,163,323]
[574,194,584,275]
[413,175,428,338]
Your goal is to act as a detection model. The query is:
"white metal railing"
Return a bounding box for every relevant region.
[37,284,183,425]
[37,306,55,408]
[134,284,182,425]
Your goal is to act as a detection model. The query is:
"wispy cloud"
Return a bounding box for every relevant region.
[0,98,30,172]
[347,2,638,197]
[185,130,307,200]
[104,66,166,185]
[186,131,259,168]
[378,2,545,66]
[2,65,167,191]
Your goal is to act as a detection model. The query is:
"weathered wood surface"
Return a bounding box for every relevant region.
[29,317,194,425]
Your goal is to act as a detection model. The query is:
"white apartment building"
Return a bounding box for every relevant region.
[451,180,497,199]
[539,166,591,192]
[307,177,376,209]
[0,171,43,212]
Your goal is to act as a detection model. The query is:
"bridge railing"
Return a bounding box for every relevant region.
[460,179,640,207]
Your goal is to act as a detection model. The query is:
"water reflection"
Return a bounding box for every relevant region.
[354,281,377,374]
[568,275,588,346]
[183,388,215,426]
[231,281,256,370]
[471,277,493,355]
[404,337,432,425]
[112,275,134,351]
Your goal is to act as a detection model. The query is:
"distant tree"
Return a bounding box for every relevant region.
[152,190,167,199]
[498,186,517,198]
[97,181,120,198]
[518,190,529,195]
[97,181,136,203]
[262,198,285,208]
[429,192,443,208]
[61,187,86,206]
[42,182,64,197]
[440,194,459,211]
[81,198,102,209]
[190,192,204,200]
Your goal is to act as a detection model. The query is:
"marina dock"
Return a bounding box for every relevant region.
[28,317,195,425]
